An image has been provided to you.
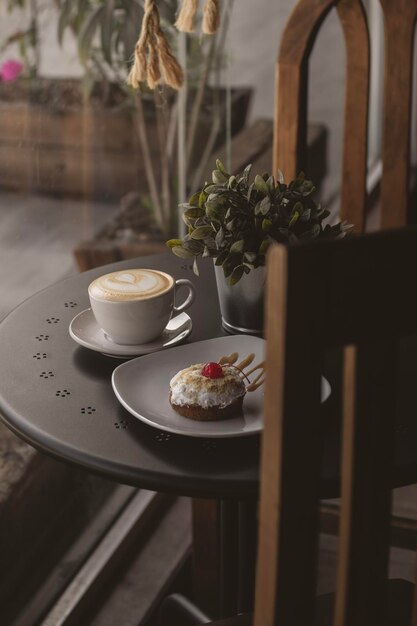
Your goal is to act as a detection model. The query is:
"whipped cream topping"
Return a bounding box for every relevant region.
[170,363,246,409]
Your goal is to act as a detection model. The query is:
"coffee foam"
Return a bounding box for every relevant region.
[89,269,173,302]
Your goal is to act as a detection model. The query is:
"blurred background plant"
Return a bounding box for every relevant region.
[1,0,41,78]
[1,0,244,239]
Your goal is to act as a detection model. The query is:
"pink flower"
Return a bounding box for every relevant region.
[0,59,24,82]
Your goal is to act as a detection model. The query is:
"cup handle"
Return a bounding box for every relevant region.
[173,279,196,313]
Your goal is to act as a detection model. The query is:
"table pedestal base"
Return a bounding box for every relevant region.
[192,498,258,619]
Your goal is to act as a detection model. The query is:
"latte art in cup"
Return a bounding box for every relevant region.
[89,269,174,302]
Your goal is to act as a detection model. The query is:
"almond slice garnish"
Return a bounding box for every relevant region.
[219,352,239,365]
[236,353,255,370]
[218,352,265,392]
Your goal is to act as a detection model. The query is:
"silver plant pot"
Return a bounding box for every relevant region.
[214,264,265,335]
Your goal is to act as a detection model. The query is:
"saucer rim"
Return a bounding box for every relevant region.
[69,308,192,357]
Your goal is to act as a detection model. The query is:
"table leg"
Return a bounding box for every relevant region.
[192,497,258,619]
[237,500,258,613]
[191,498,221,617]
[219,500,239,617]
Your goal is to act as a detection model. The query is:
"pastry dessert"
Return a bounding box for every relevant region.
[169,361,246,421]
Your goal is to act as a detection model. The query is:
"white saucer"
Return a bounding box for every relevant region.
[69,308,192,358]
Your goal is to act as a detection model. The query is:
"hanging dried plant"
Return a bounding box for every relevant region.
[127,0,184,90]
[176,0,221,35]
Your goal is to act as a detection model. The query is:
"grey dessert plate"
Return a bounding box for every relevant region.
[69,308,192,358]
[111,335,331,438]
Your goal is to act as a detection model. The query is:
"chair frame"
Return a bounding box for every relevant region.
[257,227,417,626]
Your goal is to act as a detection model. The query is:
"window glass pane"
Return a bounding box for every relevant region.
[0,0,239,317]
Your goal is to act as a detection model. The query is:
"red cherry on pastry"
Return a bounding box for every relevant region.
[201,362,224,379]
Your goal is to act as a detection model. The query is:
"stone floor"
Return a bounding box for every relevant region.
[0,190,118,319]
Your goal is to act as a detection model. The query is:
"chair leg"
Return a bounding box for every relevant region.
[157,593,212,626]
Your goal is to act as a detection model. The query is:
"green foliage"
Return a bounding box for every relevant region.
[167,160,353,285]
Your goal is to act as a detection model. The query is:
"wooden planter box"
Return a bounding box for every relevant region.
[0,79,251,200]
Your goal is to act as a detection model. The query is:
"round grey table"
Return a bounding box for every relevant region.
[0,254,262,499]
[1,252,417,497]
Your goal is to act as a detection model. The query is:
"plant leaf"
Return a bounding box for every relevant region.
[204,184,226,194]
[198,191,207,208]
[172,246,194,259]
[254,174,269,195]
[228,175,237,189]
[299,208,311,221]
[101,0,115,64]
[216,159,229,178]
[259,195,271,215]
[230,239,245,254]
[182,239,204,254]
[244,252,256,263]
[188,191,200,206]
[78,6,104,64]
[184,207,205,219]
[215,227,224,248]
[242,163,252,184]
[247,182,255,201]
[229,265,244,285]
[215,250,228,266]
[166,239,183,249]
[190,226,213,240]
[212,169,228,184]
[288,211,299,227]
[259,239,270,255]
[223,254,242,278]
[119,1,143,61]
[58,0,73,45]
[266,175,275,193]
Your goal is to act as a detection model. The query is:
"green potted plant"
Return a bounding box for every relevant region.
[167,159,352,334]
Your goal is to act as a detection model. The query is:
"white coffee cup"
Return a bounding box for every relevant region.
[88,269,195,345]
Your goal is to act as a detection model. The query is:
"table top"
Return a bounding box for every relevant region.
[1,252,417,500]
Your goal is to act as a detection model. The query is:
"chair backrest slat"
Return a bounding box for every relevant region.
[273,0,335,180]
[336,0,370,231]
[255,245,324,626]
[335,343,397,626]
[379,0,417,228]
[257,227,417,626]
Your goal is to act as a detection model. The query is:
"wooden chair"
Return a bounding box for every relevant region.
[158,227,417,626]
[275,0,417,231]
[254,227,417,626]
